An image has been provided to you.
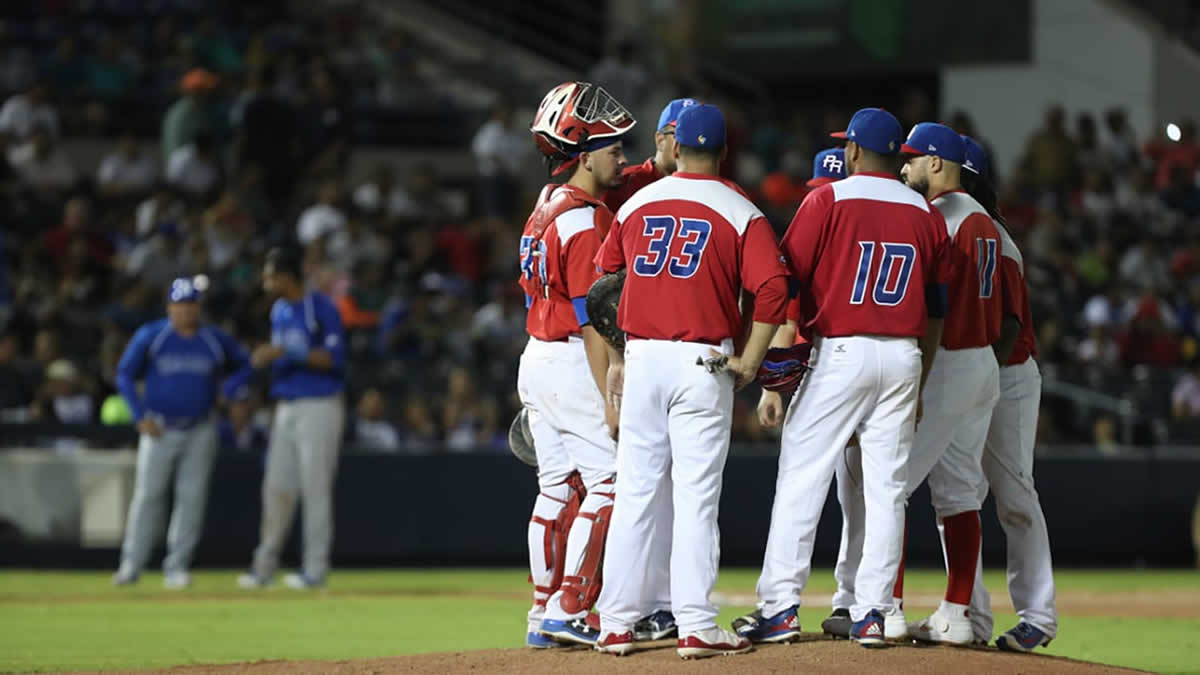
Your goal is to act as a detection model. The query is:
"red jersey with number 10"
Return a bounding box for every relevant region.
[931,190,1005,350]
[519,184,611,342]
[781,172,951,339]
[596,172,789,343]
[993,220,1038,364]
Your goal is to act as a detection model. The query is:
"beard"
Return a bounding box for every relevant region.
[904,173,929,196]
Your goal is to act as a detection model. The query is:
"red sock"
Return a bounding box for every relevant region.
[942,510,981,606]
[891,516,907,601]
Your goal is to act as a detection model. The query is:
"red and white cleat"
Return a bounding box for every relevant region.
[677,627,753,659]
[595,630,636,656]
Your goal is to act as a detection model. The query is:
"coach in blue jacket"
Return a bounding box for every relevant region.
[114,276,251,589]
[238,247,346,590]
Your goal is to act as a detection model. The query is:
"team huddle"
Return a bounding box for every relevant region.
[513,82,1058,659]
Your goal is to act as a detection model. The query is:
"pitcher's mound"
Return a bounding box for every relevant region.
[102,635,1145,675]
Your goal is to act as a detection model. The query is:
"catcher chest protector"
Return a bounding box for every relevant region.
[519,184,613,304]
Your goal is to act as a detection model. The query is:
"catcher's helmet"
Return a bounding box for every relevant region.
[530,82,636,175]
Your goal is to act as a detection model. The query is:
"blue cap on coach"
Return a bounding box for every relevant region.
[167,276,202,303]
[900,122,967,164]
[831,108,904,155]
[808,148,846,187]
[961,135,990,178]
[675,104,725,150]
[657,98,699,131]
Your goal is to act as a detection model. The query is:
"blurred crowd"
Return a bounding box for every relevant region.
[0,3,1198,455]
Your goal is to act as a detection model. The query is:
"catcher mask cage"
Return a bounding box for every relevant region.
[531,82,636,176]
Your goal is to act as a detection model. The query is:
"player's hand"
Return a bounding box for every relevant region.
[915,396,924,429]
[758,390,784,428]
[605,400,619,441]
[605,361,624,414]
[711,350,757,391]
[251,344,285,368]
[137,418,163,437]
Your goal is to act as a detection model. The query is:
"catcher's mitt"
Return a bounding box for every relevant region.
[586,270,625,350]
[508,408,537,468]
[757,343,813,393]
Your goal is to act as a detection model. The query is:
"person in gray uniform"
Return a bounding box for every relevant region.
[114,276,251,588]
[239,247,346,590]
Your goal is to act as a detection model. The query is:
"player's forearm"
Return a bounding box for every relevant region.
[770,320,798,349]
[992,316,1021,366]
[304,349,335,370]
[115,374,145,421]
[918,318,944,391]
[581,325,610,396]
[740,321,781,370]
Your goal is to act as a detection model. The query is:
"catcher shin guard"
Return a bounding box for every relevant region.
[558,478,615,615]
[528,478,585,608]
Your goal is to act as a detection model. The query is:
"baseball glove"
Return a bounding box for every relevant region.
[508,408,537,468]
[757,343,813,393]
[586,270,625,351]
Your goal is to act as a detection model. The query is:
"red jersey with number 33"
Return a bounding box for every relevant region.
[781,172,952,339]
[519,184,610,342]
[596,172,789,343]
[931,190,1005,350]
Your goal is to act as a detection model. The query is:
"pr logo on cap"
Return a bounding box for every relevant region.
[822,154,844,172]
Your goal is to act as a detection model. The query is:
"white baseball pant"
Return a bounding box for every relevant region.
[756,335,921,622]
[518,336,617,628]
[968,357,1058,638]
[598,338,734,635]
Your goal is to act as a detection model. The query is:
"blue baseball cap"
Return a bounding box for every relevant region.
[961,135,990,177]
[901,122,967,164]
[657,98,699,131]
[831,108,904,155]
[675,104,725,150]
[808,148,846,187]
[167,275,208,303]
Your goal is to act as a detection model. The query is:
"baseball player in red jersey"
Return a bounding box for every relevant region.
[592,104,789,659]
[603,98,697,214]
[959,135,1058,652]
[518,81,634,648]
[740,108,950,648]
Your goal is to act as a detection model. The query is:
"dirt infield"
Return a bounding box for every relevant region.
[56,637,1148,675]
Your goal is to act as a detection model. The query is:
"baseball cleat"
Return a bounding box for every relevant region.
[111,566,139,586]
[821,608,851,638]
[526,631,566,649]
[885,608,908,639]
[163,571,191,590]
[908,603,974,645]
[850,609,886,647]
[236,571,272,589]
[283,572,325,590]
[995,622,1052,652]
[634,610,678,641]
[540,617,599,646]
[732,605,801,643]
[677,627,753,659]
[595,630,636,656]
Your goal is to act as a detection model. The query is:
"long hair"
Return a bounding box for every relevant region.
[960,171,1007,227]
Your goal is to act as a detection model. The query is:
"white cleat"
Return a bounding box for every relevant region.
[237,572,272,589]
[884,609,908,640]
[111,565,138,586]
[163,572,191,589]
[908,602,974,645]
[677,626,753,660]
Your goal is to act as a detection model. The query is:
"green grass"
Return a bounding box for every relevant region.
[0,568,1196,673]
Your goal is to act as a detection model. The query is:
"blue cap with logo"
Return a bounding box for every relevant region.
[808,148,846,187]
[657,98,699,131]
[900,122,967,164]
[831,108,904,155]
[675,104,725,150]
[167,275,208,303]
[961,135,990,178]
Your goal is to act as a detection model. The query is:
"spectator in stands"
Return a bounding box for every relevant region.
[1075,236,1115,291]
[43,37,87,99]
[1119,294,1182,367]
[0,22,37,94]
[1119,239,1172,292]
[399,395,437,454]
[471,100,527,220]
[8,124,77,198]
[44,197,112,268]
[1076,168,1117,229]
[1075,112,1106,173]
[0,332,35,418]
[29,359,94,424]
[299,68,350,177]
[1092,414,1120,455]
[162,68,220,163]
[87,33,139,105]
[1160,165,1200,219]
[297,179,347,246]
[758,148,810,225]
[442,367,488,452]
[219,389,268,453]
[202,191,255,272]
[231,66,297,213]
[353,388,400,453]
[1077,323,1121,370]
[0,81,59,142]
[1020,105,1080,193]
[1115,167,1179,237]
[124,224,189,288]
[1144,119,1200,190]
[97,134,158,199]
[354,164,421,222]
[166,133,222,201]
[1103,107,1140,174]
[587,38,649,137]
[1173,361,1200,419]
